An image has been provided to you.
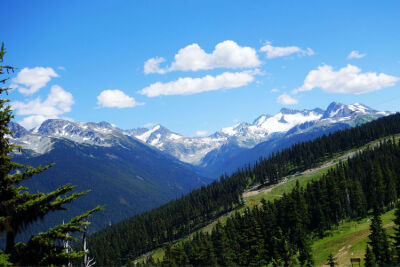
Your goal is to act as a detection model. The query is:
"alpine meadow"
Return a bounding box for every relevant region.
[2,1,400,266]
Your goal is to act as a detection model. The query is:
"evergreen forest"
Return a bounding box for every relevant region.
[89,112,400,266]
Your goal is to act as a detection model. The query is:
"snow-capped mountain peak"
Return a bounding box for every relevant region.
[252,114,271,125]
[322,102,378,119]
[8,121,28,138]
[9,102,390,167]
[133,124,177,145]
[33,119,124,147]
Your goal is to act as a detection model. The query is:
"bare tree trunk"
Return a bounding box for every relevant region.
[82,223,96,267]
[83,225,88,266]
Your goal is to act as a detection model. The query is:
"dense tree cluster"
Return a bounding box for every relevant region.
[364,205,400,267]
[155,139,400,266]
[89,113,400,266]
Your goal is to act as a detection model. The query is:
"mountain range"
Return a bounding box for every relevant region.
[129,102,389,175]
[7,101,390,235]
[8,120,210,237]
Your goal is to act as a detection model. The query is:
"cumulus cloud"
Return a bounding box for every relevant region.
[144,57,167,74]
[139,71,256,97]
[11,67,59,95]
[277,93,298,105]
[294,64,399,94]
[12,85,74,129]
[144,40,261,74]
[18,115,54,130]
[196,130,208,136]
[97,89,144,108]
[347,50,366,59]
[142,122,155,128]
[270,88,280,93]
[260,42,314,59]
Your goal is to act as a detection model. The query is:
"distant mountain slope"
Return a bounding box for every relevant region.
[8,120,210,236]
[206,113,387,176]
[128,102,390,176]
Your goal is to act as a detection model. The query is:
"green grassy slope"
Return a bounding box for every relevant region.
[313,210,395,267]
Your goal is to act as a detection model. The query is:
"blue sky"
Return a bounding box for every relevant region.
[2,0,400,136]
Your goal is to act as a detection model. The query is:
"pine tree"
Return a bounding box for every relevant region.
[0,43,102,265]
[367,209,392,266]
[365,245,377,267]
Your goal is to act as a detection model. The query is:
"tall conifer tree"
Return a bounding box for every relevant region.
[367,209,392,266]
[0,43,102,265]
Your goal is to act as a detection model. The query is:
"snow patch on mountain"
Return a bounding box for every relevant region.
[128,102,389,165]
[8,102,391,165]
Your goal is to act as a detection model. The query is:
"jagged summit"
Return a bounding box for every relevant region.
[9,102,390,166]
[8,121,28,138]
[252,114,271,125]
[126,102,388,165]
[322,102,378,119]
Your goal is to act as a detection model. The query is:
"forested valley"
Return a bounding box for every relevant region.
[89,113,400,266]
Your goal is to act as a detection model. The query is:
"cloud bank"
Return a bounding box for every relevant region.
[97,89,143,108]
[12,85,74,129]
[144,40,261,74]
[12,67,59,95]
[195,130,208,136]
[260,42,314,59]
[139,71,256,97]
[295,64,399,94]
[347,50,366,59]
[277,93,298,105]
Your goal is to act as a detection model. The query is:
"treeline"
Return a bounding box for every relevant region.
[154,139,400,266]
[89,113,400,265]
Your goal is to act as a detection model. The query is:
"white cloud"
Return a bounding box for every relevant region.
[277,93,298,105]
[13,85,74,116]
[19,115,56,130]
[139,71,255,97]
[12,85,74,129]
[12,67,59,95]
[144,57,167,74]
[347,50,366,59]
[97,89,144,108]
[196,130,208,136]
[142,122,155,128]
[260,42,314,59]
[270,88,280,93]
[144,40,261,74]
[295,64,399,94]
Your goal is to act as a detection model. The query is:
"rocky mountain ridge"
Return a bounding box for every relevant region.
[9,102,390,170]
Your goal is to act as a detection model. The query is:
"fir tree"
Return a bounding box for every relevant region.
[367,209,392,266]
[365,245,377,267]
[0,43,103,265]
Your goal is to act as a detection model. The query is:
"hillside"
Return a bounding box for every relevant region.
[9,120,210,239]
[134,132,400,265]
[88,113,400,266]
[155,137,400,266]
